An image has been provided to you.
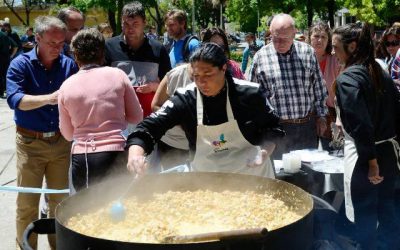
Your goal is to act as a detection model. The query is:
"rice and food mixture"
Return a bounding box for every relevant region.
[67,190,303,243]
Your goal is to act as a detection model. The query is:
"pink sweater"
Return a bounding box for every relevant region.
[58,66,143,154]
[321,55,342,108]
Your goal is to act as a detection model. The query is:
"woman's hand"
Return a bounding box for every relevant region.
[127,145,147,176]
[247,143,275,168]
[368,159,384,185]
[247,150,268,168]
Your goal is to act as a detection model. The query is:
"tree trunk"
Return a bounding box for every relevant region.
[108,9,116,34]
[116,0,123,35]
[4,1,27,26]
[146,2,163,36]
[213,9,218,27]
[154,2,163,36]
[26,11,30,26]
[25,5,30,26]
[306,0,313,27]
[327,0,335,28]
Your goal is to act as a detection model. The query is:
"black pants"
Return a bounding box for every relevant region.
[0,58,10,94]
[71,151,128,192]
[272,117,317,160]
[351,142,400,250]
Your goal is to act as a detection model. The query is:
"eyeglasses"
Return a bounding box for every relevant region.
[271,35,293,43]
[385,40,400,47]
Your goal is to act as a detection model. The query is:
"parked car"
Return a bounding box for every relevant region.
[229,33,241,43]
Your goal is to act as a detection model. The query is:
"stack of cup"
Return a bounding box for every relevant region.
[282,152,302,173]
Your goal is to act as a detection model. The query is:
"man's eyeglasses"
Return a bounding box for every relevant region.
[272,35,293,43]
[384,40,400,47]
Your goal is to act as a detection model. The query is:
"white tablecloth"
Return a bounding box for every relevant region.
[275,150,344,196]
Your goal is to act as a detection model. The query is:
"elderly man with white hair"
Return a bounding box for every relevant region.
[249,13,328,160]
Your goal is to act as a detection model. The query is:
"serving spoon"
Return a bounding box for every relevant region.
[109,173,139,222]
[109,154,149,221]
[108,163,189,222]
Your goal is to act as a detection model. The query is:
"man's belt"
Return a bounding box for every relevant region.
[280,113,313,124]
[16,126,61,139]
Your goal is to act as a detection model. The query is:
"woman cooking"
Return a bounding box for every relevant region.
[333,23,400,250]
[126,43,282,177]
[151,27,246,171]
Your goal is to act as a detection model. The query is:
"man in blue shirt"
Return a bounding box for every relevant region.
[164,9,200,68]
[20,27,36,52]
[6,16,78,249]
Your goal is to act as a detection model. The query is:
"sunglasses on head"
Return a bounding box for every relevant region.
[385,40,400,47]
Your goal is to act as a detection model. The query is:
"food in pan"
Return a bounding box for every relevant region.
[67,190,302,243]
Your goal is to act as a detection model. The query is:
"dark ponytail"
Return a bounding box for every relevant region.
[333,23,383,93]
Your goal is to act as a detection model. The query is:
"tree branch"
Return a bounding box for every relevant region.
[4,0,27,26]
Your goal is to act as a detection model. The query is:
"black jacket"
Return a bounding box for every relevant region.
[336,64,400,162]
[127,75,283,156]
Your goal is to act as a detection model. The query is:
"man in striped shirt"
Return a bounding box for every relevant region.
[250,13,328,160]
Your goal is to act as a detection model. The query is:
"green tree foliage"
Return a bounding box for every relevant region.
[69,0,166,34]
[226,0,340,33]
[4,0,55,26]
[171,0,227,30]
[225,0,259,32]
[341,0,400,26]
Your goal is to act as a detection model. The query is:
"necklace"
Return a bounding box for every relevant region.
[80,64,100,71]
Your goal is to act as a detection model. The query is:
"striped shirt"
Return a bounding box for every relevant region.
[249,41,328,120]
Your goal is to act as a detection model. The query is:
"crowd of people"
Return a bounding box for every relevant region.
[1,2,400,250]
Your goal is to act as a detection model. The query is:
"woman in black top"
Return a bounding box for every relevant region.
[126,43,283,177]
[333,22,400,250]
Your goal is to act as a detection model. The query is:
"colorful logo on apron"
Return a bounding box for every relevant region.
[212,134,228,153]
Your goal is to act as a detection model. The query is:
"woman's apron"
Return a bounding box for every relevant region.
[338,108,400,222]
[191,86,275,178]
[68,130,127,195]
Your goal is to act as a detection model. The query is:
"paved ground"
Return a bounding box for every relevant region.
[0,98,48,250]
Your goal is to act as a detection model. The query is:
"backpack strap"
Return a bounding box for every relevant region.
[182,35,199,62]
[148,38,161,58]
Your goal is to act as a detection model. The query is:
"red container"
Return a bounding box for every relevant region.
[134,86,155,118]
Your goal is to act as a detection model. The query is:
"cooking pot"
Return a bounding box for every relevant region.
[23,172,314,250]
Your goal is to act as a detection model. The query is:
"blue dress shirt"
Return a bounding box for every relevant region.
[6,47,78,132]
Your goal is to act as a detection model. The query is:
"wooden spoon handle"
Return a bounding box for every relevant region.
[164,227,268,243]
